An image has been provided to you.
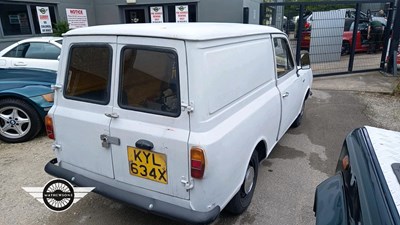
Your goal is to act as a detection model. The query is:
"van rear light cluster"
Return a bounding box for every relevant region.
[45,115,55,139]
[191,147,206,179]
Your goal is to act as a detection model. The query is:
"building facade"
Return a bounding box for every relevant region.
[0,0,262,50]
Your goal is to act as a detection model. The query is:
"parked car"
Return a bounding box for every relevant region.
[44,23,313,224]
[0,37,62,71]
[296,8,369,37]
[314,126,400,225]
[341,18,370,55]
[300,18,385,55]
[0,68,55,143]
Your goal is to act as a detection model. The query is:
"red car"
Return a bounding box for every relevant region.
[300,19,380,55]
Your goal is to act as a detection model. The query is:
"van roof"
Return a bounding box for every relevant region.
[63,23,282,41]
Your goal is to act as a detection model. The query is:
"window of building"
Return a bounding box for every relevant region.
[119,47,180,117]
[0,4,32,36]
[64,45,112,104]
[166,4,197,22]
[0,2,57,36]
[30,5,57,35]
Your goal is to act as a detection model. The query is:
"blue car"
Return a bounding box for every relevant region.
[0,68,55,143]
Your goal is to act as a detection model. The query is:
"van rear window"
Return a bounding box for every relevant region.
[64,45,112,104]
[119,47,180,117]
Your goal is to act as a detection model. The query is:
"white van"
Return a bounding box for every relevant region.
[45,23,313,224]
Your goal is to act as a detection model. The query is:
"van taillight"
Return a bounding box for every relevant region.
[45,116,54,139]
[191,147,205,179]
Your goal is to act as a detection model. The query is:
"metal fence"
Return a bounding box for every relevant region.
[260,0,398,76]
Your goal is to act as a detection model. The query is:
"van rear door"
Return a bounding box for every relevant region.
[109,37,190,199]
[52,36,117,178]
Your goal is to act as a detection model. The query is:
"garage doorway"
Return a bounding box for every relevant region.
[125,8,148,23]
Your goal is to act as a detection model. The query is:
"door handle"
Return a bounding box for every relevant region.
[282,92,289,98]
[105,112,119,118]
[14,62,27,66]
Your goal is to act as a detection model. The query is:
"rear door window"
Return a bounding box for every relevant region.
[119,47,180,117]
[64,45,112,104]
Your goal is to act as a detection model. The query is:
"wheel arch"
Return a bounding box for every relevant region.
[254,139,268,162]
[0,94,46,120]
[305,88,311,101]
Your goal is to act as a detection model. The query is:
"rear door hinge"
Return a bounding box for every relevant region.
[181,101,194,113]
[181,176,194,190]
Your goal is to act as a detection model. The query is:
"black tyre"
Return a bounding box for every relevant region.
[291,100,305,128]
[225,151,259,214]
[0,98,42,143]
[341,42,350,55]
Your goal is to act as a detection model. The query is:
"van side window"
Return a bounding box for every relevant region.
[273,38,294,78]
[119,47,180,117]
[64,45,112,104]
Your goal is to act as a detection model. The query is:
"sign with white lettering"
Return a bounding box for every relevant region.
[66,8,88,29]
[150,6,164,23]
[36,6,53,33]
[175,5,189,23]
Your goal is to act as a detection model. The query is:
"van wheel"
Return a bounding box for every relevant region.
[291,100,305,128]
[225,151,258,214]
[0,98,42,143]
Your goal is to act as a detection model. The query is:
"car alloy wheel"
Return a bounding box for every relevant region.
[0,106,31,139]
[0,98,42,143]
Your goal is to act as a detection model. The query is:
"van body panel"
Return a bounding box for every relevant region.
[185,35,278,131]
[109,36,190,199]
[204,38,274,114]
[187,83,281,210]
[185,36,282,210]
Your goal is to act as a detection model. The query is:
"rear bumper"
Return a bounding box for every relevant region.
[45,158,220,225]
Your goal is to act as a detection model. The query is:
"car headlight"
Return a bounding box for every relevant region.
[42,93,54,102]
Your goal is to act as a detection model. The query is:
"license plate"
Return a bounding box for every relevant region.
[127,147,168,184]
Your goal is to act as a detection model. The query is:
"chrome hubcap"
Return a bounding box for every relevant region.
[244,166,255,194]
[0,107,31,139]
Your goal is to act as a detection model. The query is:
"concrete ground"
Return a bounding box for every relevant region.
[313,71,400,94]
[0,72,399,225]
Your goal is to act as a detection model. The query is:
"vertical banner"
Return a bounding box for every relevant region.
[36,6,53,33]
[66,8,88,29]
[175,5,189,23]
[150,6,164,23]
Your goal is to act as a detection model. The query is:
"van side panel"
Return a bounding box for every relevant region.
[205,39,274,114]
[186,35,281,211]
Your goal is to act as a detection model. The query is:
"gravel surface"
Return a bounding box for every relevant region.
[358,92,400,132]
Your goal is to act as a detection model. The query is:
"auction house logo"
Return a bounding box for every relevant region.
[39,7,47,14]
[22,179,94,212]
